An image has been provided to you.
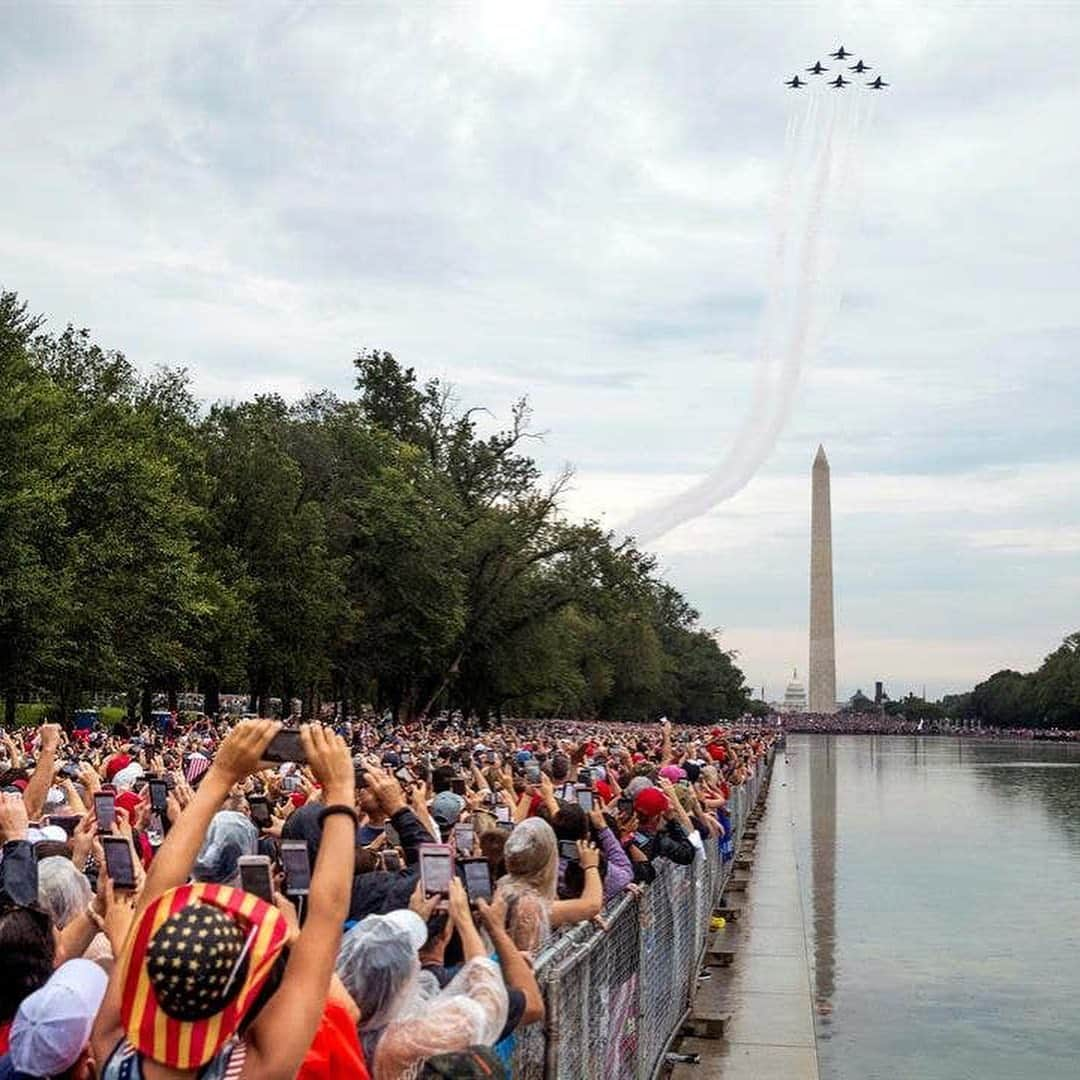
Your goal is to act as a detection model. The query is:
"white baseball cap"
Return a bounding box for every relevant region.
[10,958,109,1075]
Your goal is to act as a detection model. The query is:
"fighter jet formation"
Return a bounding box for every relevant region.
[788,46,889,89]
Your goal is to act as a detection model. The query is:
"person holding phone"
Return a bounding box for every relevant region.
[91,720,359,1080]
[336,878,511,1079]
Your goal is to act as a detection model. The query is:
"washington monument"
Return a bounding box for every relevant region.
[809,445,837,712]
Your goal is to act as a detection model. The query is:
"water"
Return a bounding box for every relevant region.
[785,735,1080,1080]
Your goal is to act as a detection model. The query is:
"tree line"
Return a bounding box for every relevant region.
[0,290,751,727]
[845,630,1080,728]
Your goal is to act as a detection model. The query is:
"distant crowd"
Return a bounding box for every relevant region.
[780,713,1080,740]
[0,713,777,1079]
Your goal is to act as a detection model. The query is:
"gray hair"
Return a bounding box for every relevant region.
[37,856,93,929]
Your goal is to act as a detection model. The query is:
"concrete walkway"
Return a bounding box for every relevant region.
[673,756,820,1080]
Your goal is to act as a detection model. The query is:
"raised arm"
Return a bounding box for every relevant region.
[248,725,356,1080]
[23,723,61,821]
[135,719,280,918]
[550,840,603,927]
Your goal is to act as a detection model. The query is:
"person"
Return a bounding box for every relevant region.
[91,720,357,1080]
[631,786,696,866]
[192,810,259,886]
[496,818,602,954]
[0,958,108,1080]
[336,880,509,1080]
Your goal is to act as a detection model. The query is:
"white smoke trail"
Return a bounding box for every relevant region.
[622,87,871,546]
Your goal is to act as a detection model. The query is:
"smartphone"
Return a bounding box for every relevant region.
[248,795,271,829]
[262,728,307,764]
[558,839,580,862]
[148,778,168,812]
[419,843,454,897]
[238,854,275,903]
[617,795,633,815]
[577,768,592,786]
[494,805,511,824]
[453,824,475,856]
[575,786,595,812]
[46,815,80,837]
[400,751,411,765]
[632,831,653,853]
[395,767,413,786]
[484,752,496,765]
[459,857,492,904]
[354,767,368,789]
[561,782,577,803]
[450,777,467,796]
[94,792,116,831]
[282,776,300,793]
[525,763,541,783]
[381,850,402,873]
[281,840,312,895]
[102,836,137,890]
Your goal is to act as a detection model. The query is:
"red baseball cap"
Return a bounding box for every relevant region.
[105,754,132,780]
[633,787,669,817]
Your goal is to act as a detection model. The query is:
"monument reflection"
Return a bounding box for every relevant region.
[809,738,837,1025]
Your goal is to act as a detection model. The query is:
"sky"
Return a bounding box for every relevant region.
[3,1,1079,703]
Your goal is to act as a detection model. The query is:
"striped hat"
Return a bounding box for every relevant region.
[119,883,288,1068]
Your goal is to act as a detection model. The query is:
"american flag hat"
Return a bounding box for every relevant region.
[184,753,211,785]
[119,883,288,1069]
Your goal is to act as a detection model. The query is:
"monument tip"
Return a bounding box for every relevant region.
[813,444,828,467]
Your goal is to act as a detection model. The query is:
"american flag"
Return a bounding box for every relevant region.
[184,752,210,785]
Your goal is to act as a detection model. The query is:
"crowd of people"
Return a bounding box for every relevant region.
[781,713,1080,739]
[0,713,777,1080]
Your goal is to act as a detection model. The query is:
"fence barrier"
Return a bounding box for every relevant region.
[510,752,772,1079]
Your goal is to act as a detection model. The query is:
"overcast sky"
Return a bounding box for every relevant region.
[4,1,1079,702]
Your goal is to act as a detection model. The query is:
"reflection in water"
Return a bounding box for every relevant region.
[791,735,1080,1080]
[809,738,836,1025]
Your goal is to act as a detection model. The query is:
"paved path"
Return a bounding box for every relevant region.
[673,756,820,1080]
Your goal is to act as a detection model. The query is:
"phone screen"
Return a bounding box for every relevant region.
[561,783,577,803]
[239,856,275,903]
[494,805,511,824]
[281,841,312,894]
[94,792,116,830]
[248,797,271,828]
[450,777,467,796]
[575,787,594,812]
[103,837,137,890]
[461,858,492,903]
[559,839,580,862]
[148,779,168,812]
[453,825,474,856]
[381,851,402,873]
[263,728,307,764]
[420,845,453,896]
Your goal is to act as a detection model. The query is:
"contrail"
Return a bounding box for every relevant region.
[622,88,869,546]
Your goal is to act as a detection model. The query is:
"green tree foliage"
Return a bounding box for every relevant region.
[0,294,751,724]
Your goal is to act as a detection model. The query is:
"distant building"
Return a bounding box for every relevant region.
[778,669,808,713]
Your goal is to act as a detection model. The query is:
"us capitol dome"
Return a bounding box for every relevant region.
[780,668,808,713]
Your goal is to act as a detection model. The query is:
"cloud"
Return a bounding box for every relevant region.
[4,1,1080,702]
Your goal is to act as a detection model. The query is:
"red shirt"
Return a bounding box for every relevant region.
[297,999,370,1080]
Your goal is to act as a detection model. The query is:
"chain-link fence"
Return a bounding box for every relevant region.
[510,754,771,1079]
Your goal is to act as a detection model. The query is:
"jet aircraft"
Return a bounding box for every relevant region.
[785,75,806,88]
[867,76,889,89]
[849,60,871,73]
[806,61,829,75]
[829,74,850,88]
[830,45,853,59]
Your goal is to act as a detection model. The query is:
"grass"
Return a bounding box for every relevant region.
[13,703,129,727]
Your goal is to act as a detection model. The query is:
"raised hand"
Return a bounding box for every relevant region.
[215,719,281,785]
